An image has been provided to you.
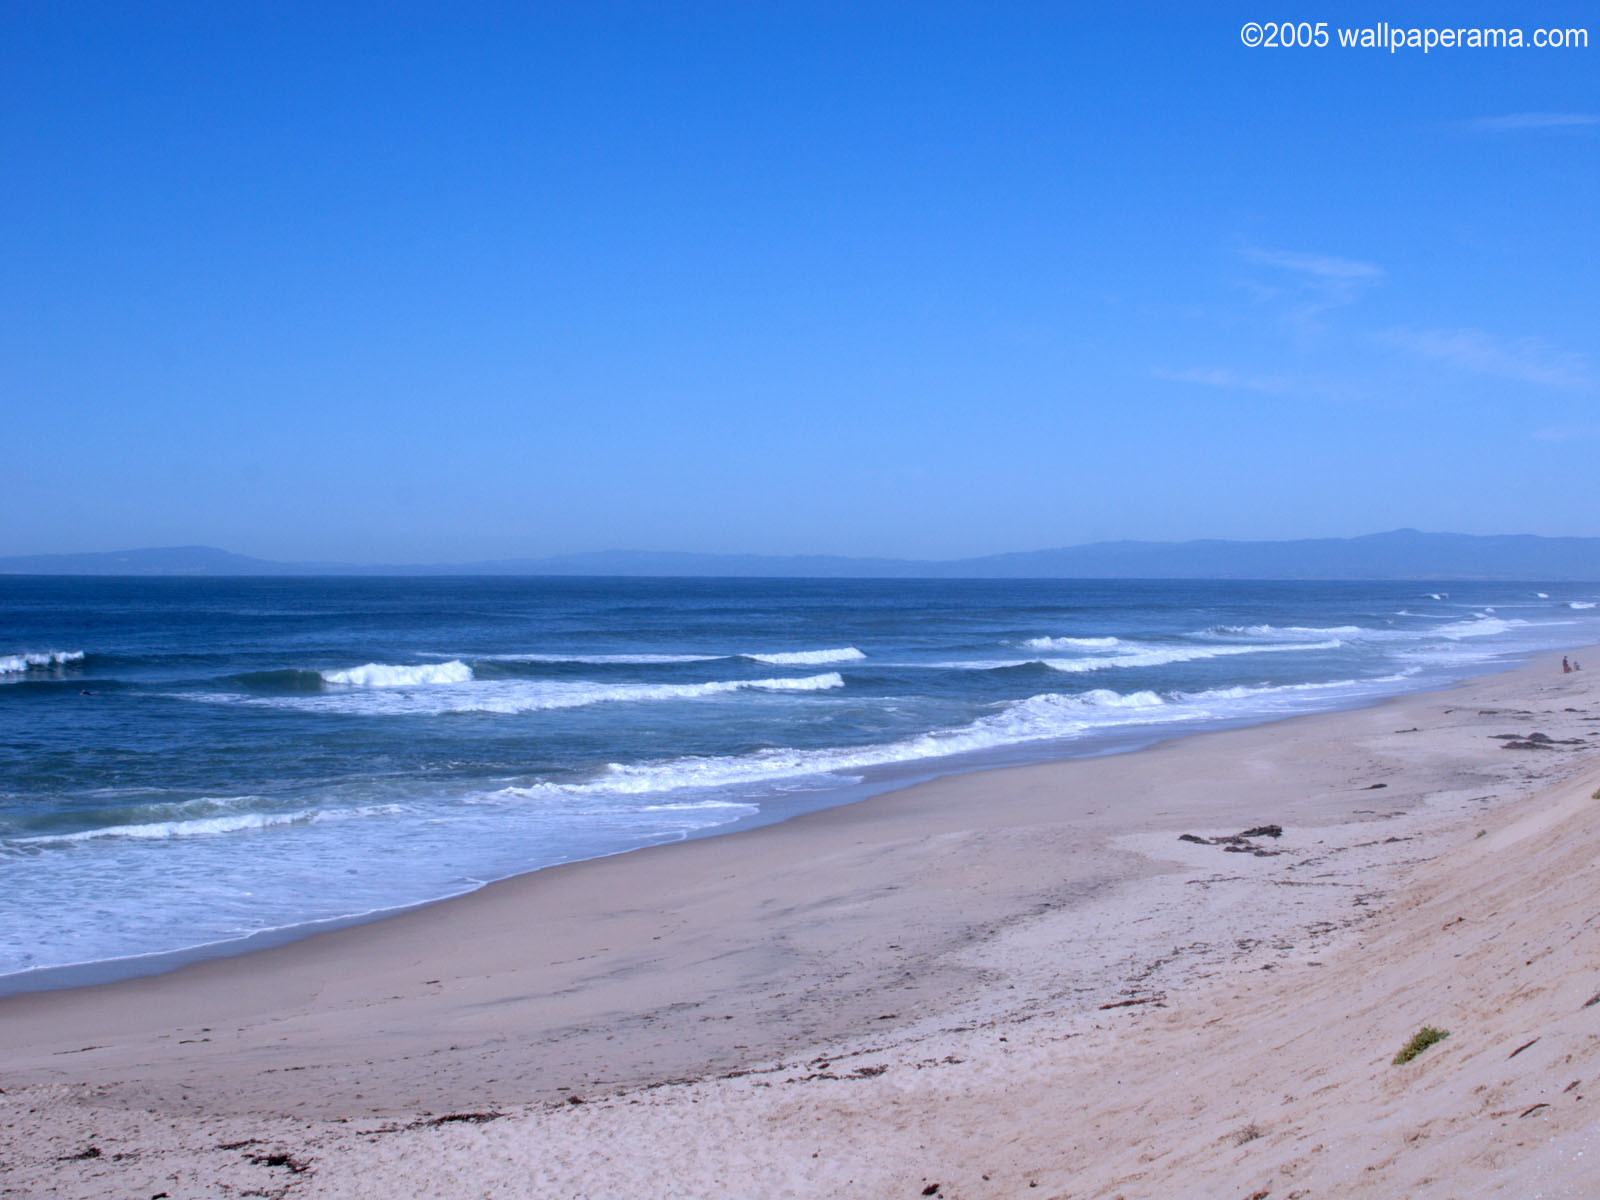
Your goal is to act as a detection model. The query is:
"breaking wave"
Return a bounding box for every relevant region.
[917,638,1345,674]
[547,675,1398,798]
[321,661,474,687]
[432,648,866,667]
[9,803,404,847]
[208,672,847,716]
[475,652,722,664]
[1020,636,1121,650]
[1434,615,1524,639]
[558,687,1170,795]
[741,647,866,666]
[1206,624,1364,638]
[1040,639,1342,673]
[0,650,85,675]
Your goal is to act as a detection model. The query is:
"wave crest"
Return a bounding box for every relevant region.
[1021,636,1120,650]
[562,687,1176,796]
[10,804,404,846]
[1041,639,1341,673]
[1434,616,1523,639]
[742,647,866,666]
[1207,624,1363,638]
[557,678,1389,798]
[205,672,846,716]
[476,652,722,664]
[0,650,85,675]
[320,661,474,687]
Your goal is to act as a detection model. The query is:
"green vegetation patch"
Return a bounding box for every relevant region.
[1393,1026,1450,1065]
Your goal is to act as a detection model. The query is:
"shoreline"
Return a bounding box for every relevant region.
[3,647,1598,1196]
[0,649,1539,998]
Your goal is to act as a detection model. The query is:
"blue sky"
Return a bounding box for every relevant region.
[3,2,1596,562]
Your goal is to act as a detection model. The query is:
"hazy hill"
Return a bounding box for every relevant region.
[4,530,1600,580]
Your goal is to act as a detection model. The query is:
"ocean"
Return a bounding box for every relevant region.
[3,575,1597,989]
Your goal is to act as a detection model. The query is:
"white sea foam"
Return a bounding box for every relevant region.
[477,653,723,664]
[0,650,85,675]
[485,789,761,821]
[212,672,846,715]
[903,659,1042,670]
[1537,592,1550,599]
[741,647,866,666]
[556,687,1168,796]
[915,638,1345,674]
[10,804,404,847]
[1193,673,1415,701]
[449,648,865,666]
[320,661,474,687]
[553,677,1400,800]
[1433,615,1524,639]
[1040,639,1342,673]
[1570,601,1597,610]
[1021,636,1121,650]
[1207,624,1364,638]
[1426,592,1449,600]
[633,799,758,813]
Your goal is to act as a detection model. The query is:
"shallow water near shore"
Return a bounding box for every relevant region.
[2,575,1597,984]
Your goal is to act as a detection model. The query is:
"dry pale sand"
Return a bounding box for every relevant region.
[3,650,1600,1198]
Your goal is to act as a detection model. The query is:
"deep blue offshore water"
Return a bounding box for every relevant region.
[3,575,1597,986]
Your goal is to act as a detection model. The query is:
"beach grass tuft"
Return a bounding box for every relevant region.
[1393,1026,1450,1065]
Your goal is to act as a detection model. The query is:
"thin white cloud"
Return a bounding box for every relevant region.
[1240,247,1385,284]
[1151,366,1295,396]
[1533,424,1600,442]
[1465,112,1600,132]
[1237,246,1385,328]
[1382,327,1593,390]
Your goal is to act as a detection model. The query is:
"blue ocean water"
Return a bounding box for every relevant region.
[2,576,1597,986]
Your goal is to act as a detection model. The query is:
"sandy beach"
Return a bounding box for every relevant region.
[4,649,1599,1198]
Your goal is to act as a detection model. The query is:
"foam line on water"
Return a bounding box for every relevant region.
[1432,615,1525,639]
[320,661,474,687]
[435,648,866,666]
[203,672,848,715]
[553,676,1389,798]
[1205,624,1365,638]
[741,647,866,665]
[475,652,724,664]
[1019,636,1121,650]
[7,804,404,847]
[905,638,1346,673]
[0,650,85,675]
[1042,639,1342,672]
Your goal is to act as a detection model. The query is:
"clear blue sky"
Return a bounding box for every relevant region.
[3,2,1596,562]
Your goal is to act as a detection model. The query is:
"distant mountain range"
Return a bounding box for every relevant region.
[4,531,1600,580]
